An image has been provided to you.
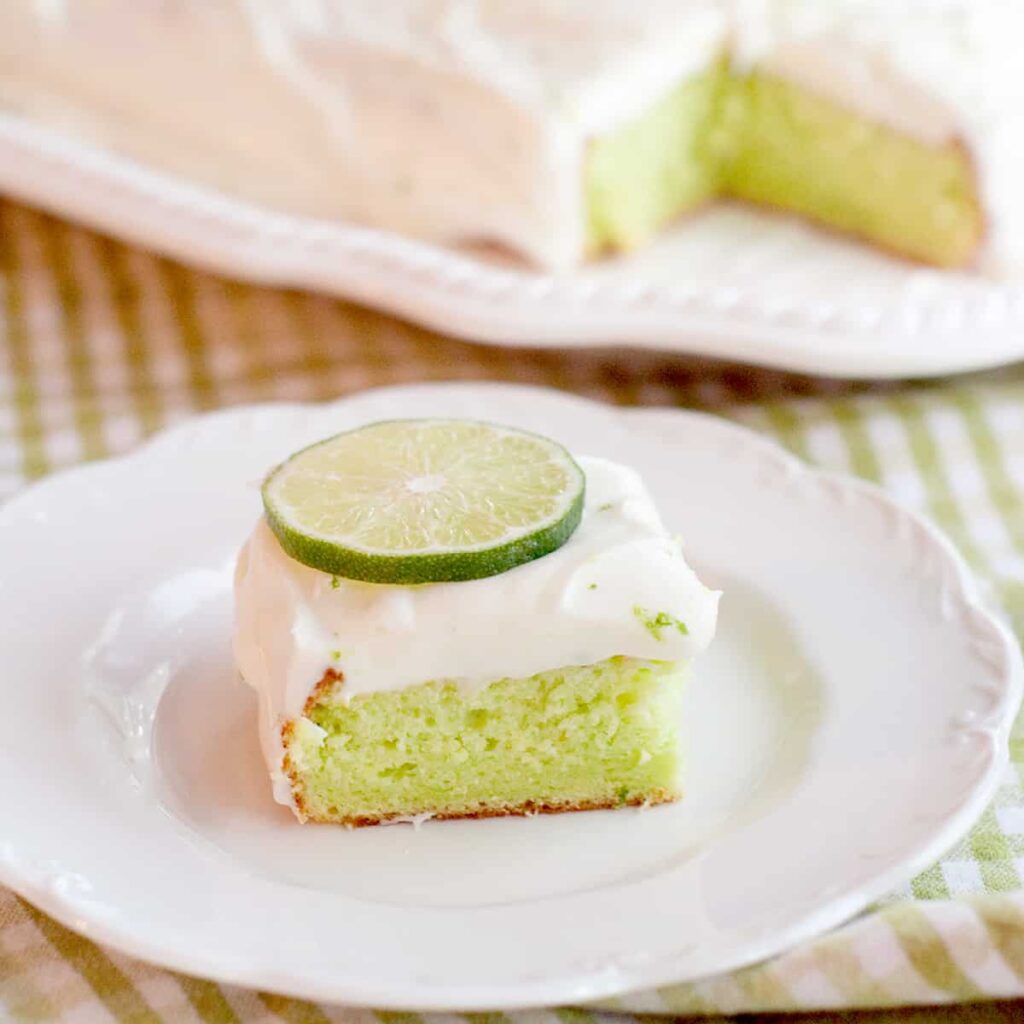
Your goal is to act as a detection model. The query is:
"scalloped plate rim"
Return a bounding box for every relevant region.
[0,381,1019,1010]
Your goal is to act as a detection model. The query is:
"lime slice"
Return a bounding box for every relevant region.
[261,419,585,584]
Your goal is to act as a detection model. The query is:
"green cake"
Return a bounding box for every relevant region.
[234,419,719,826]
[586,68,983,268]
[586,65,731,256]
[284,658,686,825]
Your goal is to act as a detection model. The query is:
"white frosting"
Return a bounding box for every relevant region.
[0,0,1021,271]
[233,455,719,805]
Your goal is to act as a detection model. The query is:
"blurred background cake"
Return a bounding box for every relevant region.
[1,0,1019,273]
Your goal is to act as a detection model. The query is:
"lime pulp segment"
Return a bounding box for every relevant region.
[261,419,586,584]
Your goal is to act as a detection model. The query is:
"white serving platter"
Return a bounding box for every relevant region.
[2,113,1023,379]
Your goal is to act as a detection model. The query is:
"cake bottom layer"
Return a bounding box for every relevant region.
[281,656,686,826]
[585,68,983,269]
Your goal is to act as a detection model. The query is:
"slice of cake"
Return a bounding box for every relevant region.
[2,1,1020,273]
[233,419,718,825]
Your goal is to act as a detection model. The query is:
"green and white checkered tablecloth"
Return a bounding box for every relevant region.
[3,197,1024,1023]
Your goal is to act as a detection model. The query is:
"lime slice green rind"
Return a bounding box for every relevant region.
[263,497,584,584]
[261,419,586,585]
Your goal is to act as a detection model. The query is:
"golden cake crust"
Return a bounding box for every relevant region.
[298,790,678,828]
[302,665,344,715]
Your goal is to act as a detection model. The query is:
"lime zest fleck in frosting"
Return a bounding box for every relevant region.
[633,605,689,641]
[330,575,341,590]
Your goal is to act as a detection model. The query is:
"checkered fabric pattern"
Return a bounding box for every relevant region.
[2,197,1024,1023]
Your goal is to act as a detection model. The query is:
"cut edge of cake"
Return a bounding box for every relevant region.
[279,656,688,827]
[584,65,986,269]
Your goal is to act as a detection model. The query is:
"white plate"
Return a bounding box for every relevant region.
[0,383,1019,1010]
[2,113,1024,380]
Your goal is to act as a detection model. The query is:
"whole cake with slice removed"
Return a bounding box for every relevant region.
[233,419,719,825]
[1,1,1020,272]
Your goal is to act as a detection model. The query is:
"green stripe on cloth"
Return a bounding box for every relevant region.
[177,976,241,1024]
[35,214,107,463]
[944,389,1024,552]
[96,234,165,436]
[553,1009,596,1024]
[973,897,1024,984]
[968,809,1022,895]
[913,863,955,902]
[886,905,982,1000]
[373,1013,427,1024]
[0,942,60,1021]
[0,204,50,478]
[156,259,218,411]
[260,993,334,1024]
[808,935,895,1007]
[466,1013,514,1024]
[829,397,885,483]
[761,400,813,461]
[887,393,986,570]
[224,279,277,400]
[20,900,162,1023]
[732,962,800,1011]
[642,981,720,1016]
[283,293,334,389]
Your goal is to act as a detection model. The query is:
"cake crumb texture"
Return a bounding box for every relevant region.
[586,68,982,268]
[282,656,686,826]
